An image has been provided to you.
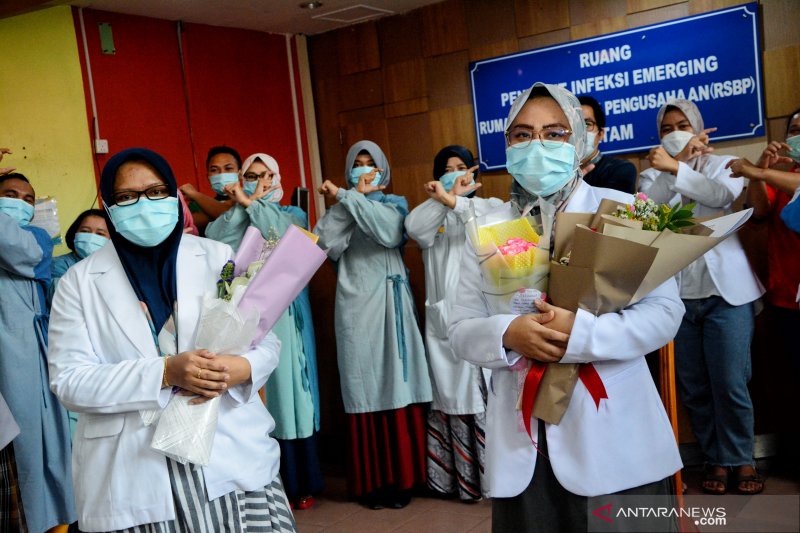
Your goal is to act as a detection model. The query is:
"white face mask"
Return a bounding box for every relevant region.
[661,130,695,157]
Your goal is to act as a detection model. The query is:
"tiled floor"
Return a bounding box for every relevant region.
[293,474,491,533]
[293,465,799,532]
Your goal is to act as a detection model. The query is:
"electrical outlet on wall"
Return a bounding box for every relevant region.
[95,139,109,154]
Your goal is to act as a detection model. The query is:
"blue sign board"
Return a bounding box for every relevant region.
[469,3,763,171]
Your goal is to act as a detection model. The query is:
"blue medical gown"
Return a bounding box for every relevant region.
[314,189,432,413]
[0,213,76,531]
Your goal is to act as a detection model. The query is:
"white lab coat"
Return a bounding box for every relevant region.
[47,235,281,532]
[405,195,502,414]
[639,155,764,305]
[448,181,685,498]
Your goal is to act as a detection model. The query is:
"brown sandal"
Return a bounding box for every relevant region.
[702,465,729,495]
[735,465,765,495]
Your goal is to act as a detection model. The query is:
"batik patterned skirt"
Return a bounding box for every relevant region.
[426,410,487,500]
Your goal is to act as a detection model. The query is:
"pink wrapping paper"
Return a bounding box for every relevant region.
[236,224,327,346]
[233,226,268,276]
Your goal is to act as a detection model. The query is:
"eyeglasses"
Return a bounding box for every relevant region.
[112,184,171,206]
[505,125,573,149]
[584,119,598,132]
[243,171,273,182]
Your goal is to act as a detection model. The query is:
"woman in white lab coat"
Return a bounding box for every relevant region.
[405,145,501,501]
[639,99,765,495]
[448,83,685,531]
[47,148,296,532]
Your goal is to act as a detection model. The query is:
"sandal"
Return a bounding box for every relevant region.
[735,465,765,495]
[702,465,729,495]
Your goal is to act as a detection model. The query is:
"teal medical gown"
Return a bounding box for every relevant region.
[314,189,432,413]
[0,213,76,532]
[206,199,320,438]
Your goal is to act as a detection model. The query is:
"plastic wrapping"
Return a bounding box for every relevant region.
[150,296,259,466]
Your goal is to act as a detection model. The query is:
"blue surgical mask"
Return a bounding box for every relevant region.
[243,180,258,196]
[106,196,179,247]
[439,171,471,193]
[506,141,577,197]
[349,166,381,187]
[786,135,800,164]
[0,197,34,226]
[209,173,239,195]
[581,131,597,160]
[73,232,108,258]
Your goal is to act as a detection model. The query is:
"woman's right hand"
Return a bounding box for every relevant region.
[165,349,230,398]
[502,311,570,363]
[424,180,456,208]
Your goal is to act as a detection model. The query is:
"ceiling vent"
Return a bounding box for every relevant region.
[311,4,393,24]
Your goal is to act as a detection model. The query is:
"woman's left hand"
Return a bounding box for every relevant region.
[224,181,250,206]
[675,128,716,163]
[533,299,576,336]
[451,166,482,197]
[355,168,386,195]
[177,354,252,405]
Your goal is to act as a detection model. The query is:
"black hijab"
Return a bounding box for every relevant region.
[100,148,183,333]
[433,145,478,198]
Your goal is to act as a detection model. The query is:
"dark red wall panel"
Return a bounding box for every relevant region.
[76,9,196,186]
[181,23,304,201]
[75,10,313,218]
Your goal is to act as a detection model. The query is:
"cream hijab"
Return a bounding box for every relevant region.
[241,153,284,203]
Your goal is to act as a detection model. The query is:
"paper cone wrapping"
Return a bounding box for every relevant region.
[537,204,753,424]
[237,224,327,347]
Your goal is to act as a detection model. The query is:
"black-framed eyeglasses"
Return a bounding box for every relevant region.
[584,119,598,131]
[243,171,272,182]
[505,125,573,149]
[112,184,171,206]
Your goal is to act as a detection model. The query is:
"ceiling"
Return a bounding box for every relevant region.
[0,0,442,35]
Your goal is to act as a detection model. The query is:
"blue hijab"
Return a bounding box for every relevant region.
[100,148,183,333]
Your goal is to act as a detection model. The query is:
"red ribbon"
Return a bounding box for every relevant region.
[579,363,608,409]
[520,362,608,441]
[520,361,547,440]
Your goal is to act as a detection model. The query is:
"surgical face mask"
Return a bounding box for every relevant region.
[506,141,577,198]
[0,197,34,226]
[439,171,471,193]
[661,130,695,157]
[73,232,108,258]
[582,131,598,160]
[106,196,179,247]
[786,135,800,164]
[209,172,239,195]
[349,166,381,187]
[243,180,258,196]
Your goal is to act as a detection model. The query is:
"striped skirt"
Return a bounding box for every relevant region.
[114,460,296,533]
[426,410,488,501]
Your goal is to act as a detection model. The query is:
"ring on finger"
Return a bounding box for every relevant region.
[197,368,203,380]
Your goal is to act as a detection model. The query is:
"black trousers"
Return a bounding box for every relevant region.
[492,423,675,533]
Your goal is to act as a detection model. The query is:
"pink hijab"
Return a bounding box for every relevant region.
[241,153,284,203]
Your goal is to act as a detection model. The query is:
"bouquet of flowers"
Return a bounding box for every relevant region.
[466,200,582,436]
[150,225,327,465]
[612,192,695,232]
[536,198,753,426]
